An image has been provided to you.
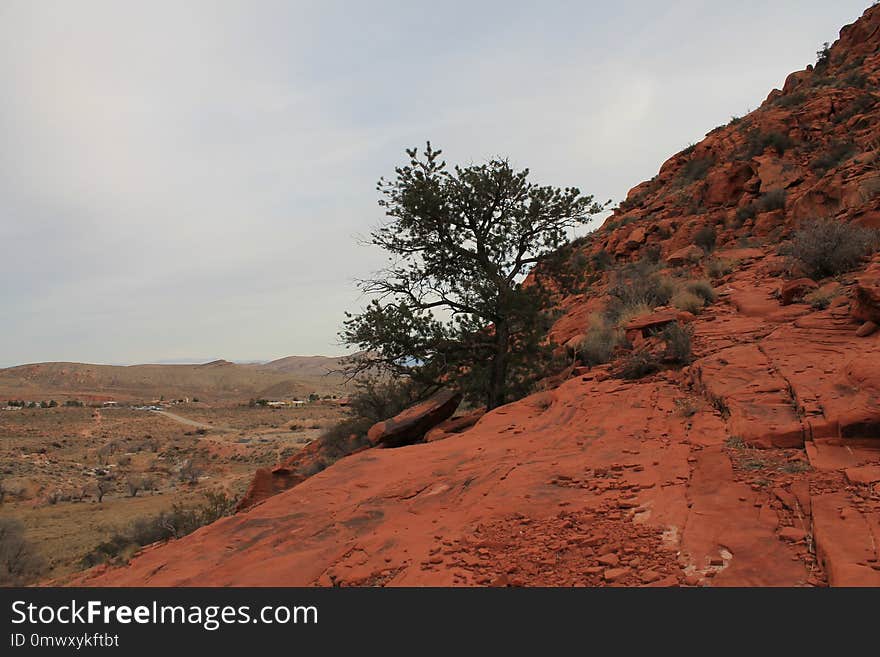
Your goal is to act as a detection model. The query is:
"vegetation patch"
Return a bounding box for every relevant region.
[788,218,879,278]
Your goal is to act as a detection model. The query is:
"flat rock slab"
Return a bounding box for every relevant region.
[812,493,880,587]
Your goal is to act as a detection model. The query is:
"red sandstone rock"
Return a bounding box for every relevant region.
[844,465,880,485]
[367,389,462,447]
[603,567,631,583]
[666,244,703,267]
[424,408,486,442]
[856,321,878,337]
[852,275,880,323]
[777,526,807,542]
[623,309,679,335]
[779,278,817,305]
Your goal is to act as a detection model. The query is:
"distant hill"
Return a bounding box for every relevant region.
[0,356,352,402]
[257,354,352,377]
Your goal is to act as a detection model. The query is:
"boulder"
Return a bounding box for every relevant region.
[622,226,647,250]
[844,465,880,485]
[852,275,880,323]
[624,308,681,340]
[367,389,462,448]
[856,321,878,337]
[779,278,818,305]
[704,162,753,206]
[424,408,486,442]
[666,244,703,267]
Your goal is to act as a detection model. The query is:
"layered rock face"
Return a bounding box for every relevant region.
[70,6,880,587]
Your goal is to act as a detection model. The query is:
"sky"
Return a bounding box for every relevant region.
[0,0,871,367]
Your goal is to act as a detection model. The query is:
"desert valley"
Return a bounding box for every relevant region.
[4,4,880,592]
[0,357,352,582]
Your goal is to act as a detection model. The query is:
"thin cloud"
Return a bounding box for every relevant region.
[0,0,868,366]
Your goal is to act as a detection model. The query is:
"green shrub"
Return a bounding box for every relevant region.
[694,225,717,252]
[734,204,756,226]
[833,93,875,124]
[590,249,613,271]
[775,91,807,108]
[757,189,786,212]
[744,130,793,158]
[642,244,662,264]
[842,71,868,89]
[789,219,879,278]
[815,42,831,68]
[678,157,713,185]
[810,141,856,177]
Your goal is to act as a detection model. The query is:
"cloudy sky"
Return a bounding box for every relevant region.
[0,1,869,366]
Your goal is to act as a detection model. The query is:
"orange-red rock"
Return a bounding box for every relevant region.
[779,278,817,305]
[367,389,462,447]
[666,244,703,267]
[852,275,880,323]
[424,408,486,442]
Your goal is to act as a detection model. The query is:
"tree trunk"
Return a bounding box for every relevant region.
[486,321,510,410]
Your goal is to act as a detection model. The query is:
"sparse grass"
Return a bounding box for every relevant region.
[0,403,350,580]
[803,288,835,310]
[742,130,793,158]
[774,90,807,109]
[725,436,746,449]
[706,258,735,279]
[780,460,812,474]
[81,490,237,568]
[671,290,704,314]
[684,279,717,304]
[615,302,654,328]
[659,323,693,364]
[675,398,699,418]
[605,260,675,322]
[578,315,625,366]
[725,437,812,475]
[678,157,713,185]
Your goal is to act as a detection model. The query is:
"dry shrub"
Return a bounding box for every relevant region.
[789,219,878,278]
[672,290,704,314]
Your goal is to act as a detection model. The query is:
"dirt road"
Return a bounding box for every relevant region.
[151,409,236,433]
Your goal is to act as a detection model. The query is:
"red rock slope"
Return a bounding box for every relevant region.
[71,6,880,587]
